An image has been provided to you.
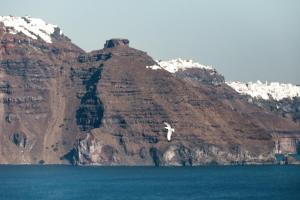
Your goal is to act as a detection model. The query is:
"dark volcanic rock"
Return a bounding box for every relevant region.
[76,65,104,132]
[10,132,27,148]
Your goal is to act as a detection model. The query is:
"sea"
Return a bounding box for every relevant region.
[0,165,299,200]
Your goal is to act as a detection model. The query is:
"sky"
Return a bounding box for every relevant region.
[1,0,299,84]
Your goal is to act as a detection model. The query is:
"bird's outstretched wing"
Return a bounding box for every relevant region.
[164,122,171,129]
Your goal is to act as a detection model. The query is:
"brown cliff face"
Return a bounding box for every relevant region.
[0,24,84,164]
[0,24,299,165]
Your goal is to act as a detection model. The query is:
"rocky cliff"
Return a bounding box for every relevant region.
[0,16,299,166]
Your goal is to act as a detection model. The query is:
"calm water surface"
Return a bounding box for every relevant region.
[0,165,299,200]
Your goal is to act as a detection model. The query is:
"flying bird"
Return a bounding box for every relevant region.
[164,122,175,141]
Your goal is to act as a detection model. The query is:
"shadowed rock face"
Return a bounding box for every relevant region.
[76,65,104,132]
[10,132,27,148]
[0,19,300,165]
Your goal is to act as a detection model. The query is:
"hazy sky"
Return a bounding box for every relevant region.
[1,0,299,84]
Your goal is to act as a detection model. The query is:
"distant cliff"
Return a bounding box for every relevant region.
[0,16,299,166]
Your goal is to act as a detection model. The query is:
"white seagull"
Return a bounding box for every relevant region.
[164,122,175,141]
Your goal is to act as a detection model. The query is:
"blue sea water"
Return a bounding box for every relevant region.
[0,165,299,200]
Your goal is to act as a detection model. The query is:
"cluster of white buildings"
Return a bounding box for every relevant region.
[227,80,300,101]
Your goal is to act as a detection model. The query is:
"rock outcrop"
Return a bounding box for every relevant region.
[104,38,129,48]
[0,16,299,165]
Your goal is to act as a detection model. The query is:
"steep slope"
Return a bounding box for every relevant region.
[0,16,84,164]
[0,16,299,165]
[66,41,300,165]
